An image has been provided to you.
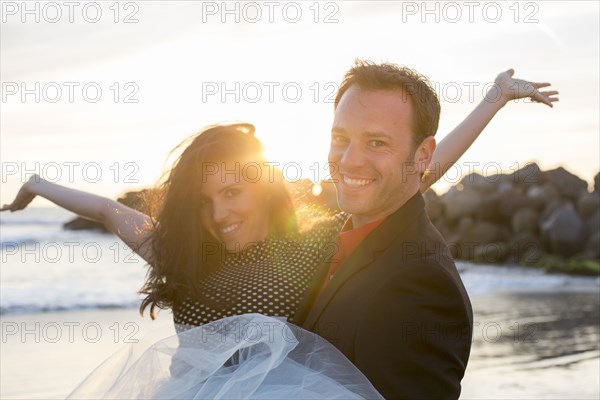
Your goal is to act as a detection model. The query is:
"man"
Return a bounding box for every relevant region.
[294,60,473,399]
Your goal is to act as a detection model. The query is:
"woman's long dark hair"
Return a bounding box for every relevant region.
[139,123,297,319]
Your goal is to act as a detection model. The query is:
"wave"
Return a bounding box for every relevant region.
[0,227,110,247]
[0,218,67,226]
[457,262,600,295]
[0,208,75,245]
[0,207,76,225]
[1,262,598,316]
[0,302,139,316]
[0,281,144,316]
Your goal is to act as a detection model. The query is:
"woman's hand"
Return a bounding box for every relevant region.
[1,175,154,263]
[422,69,558,192]
[1,175,41,212]
[491,68,559,107]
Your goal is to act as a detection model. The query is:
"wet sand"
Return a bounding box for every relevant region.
[461,291,600,399]
[0,309,175,399]
[1,290,598,399]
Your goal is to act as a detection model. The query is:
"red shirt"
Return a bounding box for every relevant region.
[317,216,386,297]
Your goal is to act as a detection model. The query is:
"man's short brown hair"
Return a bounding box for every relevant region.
[334,59,441,149]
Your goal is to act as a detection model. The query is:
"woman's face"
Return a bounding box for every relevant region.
[199,157,270,252]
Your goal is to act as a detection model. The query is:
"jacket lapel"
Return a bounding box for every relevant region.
[300,192,426,330]
[302,241,376,329]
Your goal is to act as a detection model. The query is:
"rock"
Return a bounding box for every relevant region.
[475,193,505,224]
[586,210,600,237]
[519,246,546,266]
[497,180,514,194]
[457,216,475,235]
[584,210,600,260]
[511,207,540,233]
[584,232,600,260]
[509,162,544,185]
[526,183,561,210]
[459,172,497,193]
[423,189,444,221]
[577,191,600,219]
[497,188,535,219]
[540,203,586,257]
[63,218,106,232]
[473,242,509,263]
[442,187,484,221]
[437,166,597,271]
[460,221,509,245]
[543,167,588,200]
[508,231,544,264]
[541,199,568,222]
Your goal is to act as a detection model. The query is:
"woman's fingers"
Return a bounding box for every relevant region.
[530,90,553,107]
[540,90,559,96]
[496,70,558,107]
[0,203,15,212]
[532,82,551,89]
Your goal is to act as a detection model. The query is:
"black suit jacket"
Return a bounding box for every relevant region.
[294,192,473,400]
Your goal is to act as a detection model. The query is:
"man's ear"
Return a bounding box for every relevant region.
[414,136,436,174]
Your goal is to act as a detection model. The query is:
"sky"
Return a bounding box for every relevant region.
[1,0,599,206]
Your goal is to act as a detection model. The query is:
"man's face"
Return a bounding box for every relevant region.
[328,85,422,226]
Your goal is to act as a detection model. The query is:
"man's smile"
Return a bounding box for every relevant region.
[339,173,375,189]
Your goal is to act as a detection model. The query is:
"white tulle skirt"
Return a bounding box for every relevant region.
[67,313,383,399]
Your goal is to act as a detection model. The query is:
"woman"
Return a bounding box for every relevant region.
[1,69,558,330]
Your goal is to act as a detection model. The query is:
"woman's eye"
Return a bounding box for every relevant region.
[225,189,240,198]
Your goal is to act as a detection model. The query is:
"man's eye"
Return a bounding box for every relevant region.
[199,197,212,206]
[331,135,348,145]
[368,140,385,148]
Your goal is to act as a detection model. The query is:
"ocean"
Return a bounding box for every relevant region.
[1,207,147,315]
[1,207,598,315]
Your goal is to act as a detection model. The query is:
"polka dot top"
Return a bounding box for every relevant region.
[172,213,346,331]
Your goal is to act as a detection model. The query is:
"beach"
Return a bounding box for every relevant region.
[2,287,598,399]
[1,209,599,398]
[0,308,175,399]
[461,291,600,399]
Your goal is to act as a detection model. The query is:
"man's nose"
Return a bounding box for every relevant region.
[339,141,365,168]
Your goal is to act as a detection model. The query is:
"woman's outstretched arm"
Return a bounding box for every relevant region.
[420,69,559,192]
[1,175,154,263]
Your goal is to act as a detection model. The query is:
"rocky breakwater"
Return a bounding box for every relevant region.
[64,165,599,276]
[425,163,600,275]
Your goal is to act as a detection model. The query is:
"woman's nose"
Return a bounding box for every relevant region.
[212,201,229,223]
